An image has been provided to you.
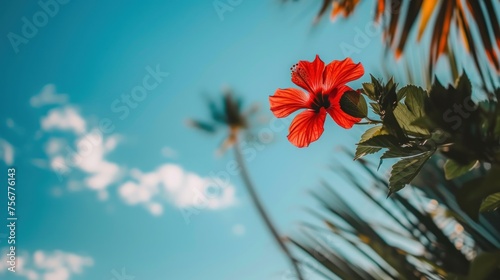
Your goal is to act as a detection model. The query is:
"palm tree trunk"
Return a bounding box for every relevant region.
[233,140,304,280]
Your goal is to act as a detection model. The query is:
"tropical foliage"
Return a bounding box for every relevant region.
[191,1,500,279]
[269,48,500,217]
[303,0,500,89]
[291,155,500,279]
[340,72,500,218]
[269,2,500,279]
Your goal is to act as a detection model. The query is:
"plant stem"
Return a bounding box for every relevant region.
[233,140,304,280]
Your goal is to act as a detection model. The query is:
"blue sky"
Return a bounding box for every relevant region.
[0,1,449,279]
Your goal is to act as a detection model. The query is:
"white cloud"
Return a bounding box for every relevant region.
[40,107,122,196]
[34,87,235,216]
[73,131,121,191]
[44,138,70,173]
[44,131,122,195]
[45,138,66,156]
[41,106,86,135]
[30,84,68,108]
[32,87,125,203]
[0,138,14,165]
[118,163,236,215]
[0,250,93,280]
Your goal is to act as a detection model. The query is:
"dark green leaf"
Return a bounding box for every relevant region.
[381,147,427,159]
[393,86,430,136]
[454,72,472,99]
[424,74,474,133]
[358,135,400,149]
[393,103,430,137]
[443,159,477,180]
[354,126,387,160]
[396,85,409,101]
[355,146,381,160]
[379,78,398,113]
[411,116,434,129]
[457,165,500,220]
[388,152,433,195]
[370,74,383,96]
[480,193,500,212]
[370,102,381,115]
[362,83,376,101]
[382,110,408,142]
[340,91,368,118]
[402,85,427,118]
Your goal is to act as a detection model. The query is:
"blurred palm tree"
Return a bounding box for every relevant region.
[290,152,500,279]
[289,0,500,90]
[188,89,305,280]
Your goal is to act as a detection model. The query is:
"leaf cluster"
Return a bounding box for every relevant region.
[346,74,500,217]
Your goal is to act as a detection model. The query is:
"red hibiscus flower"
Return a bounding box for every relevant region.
[269,55,364,148]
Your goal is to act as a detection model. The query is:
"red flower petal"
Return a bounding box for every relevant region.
[287,109,327,148]
[322,58,364,94]
[327,85,361,128]
[291,55,325,95]
[269,88,309,118]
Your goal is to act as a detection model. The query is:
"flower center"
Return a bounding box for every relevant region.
[310,93,330,112]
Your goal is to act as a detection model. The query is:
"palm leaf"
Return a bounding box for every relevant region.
[291,0,500,89]
[290,154,500,279]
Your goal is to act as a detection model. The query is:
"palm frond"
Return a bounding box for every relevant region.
[290,153,500,279]
[186,119,217,134]
[297,0,500,90]
[190,90,304,279]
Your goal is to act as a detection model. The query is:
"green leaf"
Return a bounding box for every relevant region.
[359,126,386,141]
[370,75,384,99]
[358,135,399,148]
[388,152,433,195]
[370,102,381,115]
[354,126,387,160]
[354,146,381,160]
[382,109,408,142]
[443,159,478,180]
[411,116,434,129]
[340,91,368,118]
[356,94,368,117]
[393,103,430,137]
[396,85,410,101]
[385,77,395,94]
[381,147,427,159]
[424,73,473,133]
[402,85,427,118]
[379,78,398,113]
[457,165,500,220]
[480,193,500,212]
[362,83,376,101]
[455,72,471,96]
